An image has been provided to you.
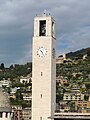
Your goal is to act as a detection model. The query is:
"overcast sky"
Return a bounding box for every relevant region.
[0,0,90,67]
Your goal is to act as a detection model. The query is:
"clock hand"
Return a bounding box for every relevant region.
[40,50,43,54]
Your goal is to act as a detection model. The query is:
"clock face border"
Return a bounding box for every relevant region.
[37,47,47,58]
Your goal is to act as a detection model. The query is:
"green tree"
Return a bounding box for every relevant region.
[84,95,89,101]
[0,63,5,69]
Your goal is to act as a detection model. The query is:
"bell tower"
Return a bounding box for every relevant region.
[32,11,56,120]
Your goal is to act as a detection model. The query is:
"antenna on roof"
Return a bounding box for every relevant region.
[44,9,47,14]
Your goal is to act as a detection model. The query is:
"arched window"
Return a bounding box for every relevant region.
[6,112,8,118]
[0,112,3,118]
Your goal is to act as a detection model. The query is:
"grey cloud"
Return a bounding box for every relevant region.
[0,0,90,66]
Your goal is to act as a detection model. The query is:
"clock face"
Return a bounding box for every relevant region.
[37,47,47,57]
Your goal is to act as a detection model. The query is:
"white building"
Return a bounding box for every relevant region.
[22,93,32,101]
[0,80,11,87]
[56,54,66,64]
[63,93,84,101]
[32,11,56,120]
[20,77,31,83]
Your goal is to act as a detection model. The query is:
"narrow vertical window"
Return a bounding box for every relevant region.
[6,112,8,118]
[39,20,46,36]
[41,72,43,76]
[40,116,42,120]
[52,21,55,37]
[41,94,42,98]
[0,112,2,118]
